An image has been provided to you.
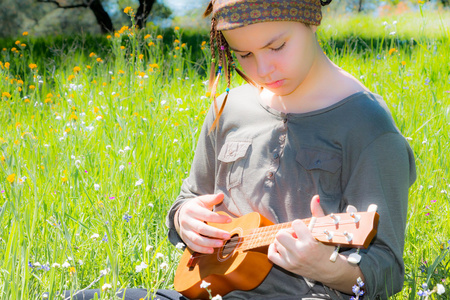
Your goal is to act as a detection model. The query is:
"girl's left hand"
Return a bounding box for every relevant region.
[267,195,335,280]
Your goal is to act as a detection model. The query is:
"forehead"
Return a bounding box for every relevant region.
[222,21,309,51]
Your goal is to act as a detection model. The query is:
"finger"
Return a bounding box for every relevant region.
[197,193,225,210]
[183,230,227,254]
[291,219,316,243]
[267,242,283,265]
[183,204,231,225]
[310,195,325,218]
[183,218,231,240]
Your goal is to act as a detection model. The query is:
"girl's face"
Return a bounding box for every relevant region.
[222,21,318,97]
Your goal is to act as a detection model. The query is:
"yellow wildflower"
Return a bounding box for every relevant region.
[89,52,96,57]
[21,44,26,47]
[388,48,396,55]
[73,66,81,73]
[115,32,121,38]
[44,98,52,104]
[174,26,180,31]
[7,174,16,183]
[22,31,29,36]
[5,62,10,69]
[120,45,125,50]
[139,72,146,77]
[29,63,37,69]
[46,93,53,98]
[68,75,75,81]
[144,34,151,39]
[11,47,17,52]
[61,176,68,183]
[96,57,103,62]
[29,85,35,89]
[86,65,91,69]
[2,92,11,98]
[181,43,186,47]
[174,39,180,44]
[106,35,112,39]
[175,46,180,50]
[15,40,20,45]
[157,35,163,39]
[139,54,144,60]
[401,61,406,66]
[148,42,154,47]
[201,41,207,46]
[124,6,132,14]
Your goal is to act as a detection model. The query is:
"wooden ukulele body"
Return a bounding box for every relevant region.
[174,212,274,299]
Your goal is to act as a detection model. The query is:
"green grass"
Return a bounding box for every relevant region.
[0,10,449,300]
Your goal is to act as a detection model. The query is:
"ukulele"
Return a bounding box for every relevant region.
[174,206,379,299]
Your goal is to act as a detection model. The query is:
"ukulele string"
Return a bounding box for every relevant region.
[195,220,361,253]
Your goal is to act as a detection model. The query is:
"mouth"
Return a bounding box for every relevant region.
[264,79,284,89]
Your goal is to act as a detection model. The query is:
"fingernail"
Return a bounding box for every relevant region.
[223,233,231,239]
[317,196,320,203]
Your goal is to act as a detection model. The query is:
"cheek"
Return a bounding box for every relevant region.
[236,58,258,78]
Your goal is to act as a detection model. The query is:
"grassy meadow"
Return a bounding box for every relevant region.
[0,9,449,300]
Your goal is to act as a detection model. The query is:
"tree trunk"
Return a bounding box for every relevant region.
[135,0,156,29]
[88,0,114,33]
[358,0,363,12]
[441,0,449,7]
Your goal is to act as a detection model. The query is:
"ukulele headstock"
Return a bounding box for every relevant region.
[311,208,379,249]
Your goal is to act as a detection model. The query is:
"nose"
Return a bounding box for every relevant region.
[256,56,275,79]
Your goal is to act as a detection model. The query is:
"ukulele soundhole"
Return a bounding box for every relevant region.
[218,234,240,260]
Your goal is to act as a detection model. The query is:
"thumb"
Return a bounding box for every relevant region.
[310,195,325,218]
[198,193,225,210]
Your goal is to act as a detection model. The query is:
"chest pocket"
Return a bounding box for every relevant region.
[218,140,251,190]
[295,147,342,199]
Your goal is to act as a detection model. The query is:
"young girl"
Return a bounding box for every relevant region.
[166,0,416,299]
[58,0,415,299]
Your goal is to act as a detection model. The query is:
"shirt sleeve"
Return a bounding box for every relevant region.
[340,132,416,299]
[165,105,218,246]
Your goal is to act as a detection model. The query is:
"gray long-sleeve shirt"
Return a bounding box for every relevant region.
[167,85,416,299]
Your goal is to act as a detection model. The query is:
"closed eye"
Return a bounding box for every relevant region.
[238,42,286,59]
[271,42,286,52]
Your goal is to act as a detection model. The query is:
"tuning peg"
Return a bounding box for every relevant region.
[348,249,361,265]
[329,246,340,262]
[368,204,378,212]
[346,205,357,213]
[343,231,353,242]
[308,217,317,231]
[350,212,361,223]
[330,213,340,225]
[323,230,334,240]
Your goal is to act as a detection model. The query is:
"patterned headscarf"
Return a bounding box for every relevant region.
[203,0,332,132]
[212,0,324,31]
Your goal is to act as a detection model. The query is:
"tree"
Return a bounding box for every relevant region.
[135,0,156,29]
[37,0,114,33]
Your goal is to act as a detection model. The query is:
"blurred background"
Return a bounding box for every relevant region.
[0,0,447,38]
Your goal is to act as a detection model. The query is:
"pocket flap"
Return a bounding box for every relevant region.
[296,148,341,173]
[218,141,251,163]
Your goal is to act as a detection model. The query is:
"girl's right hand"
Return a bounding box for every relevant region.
[176,193,232,254]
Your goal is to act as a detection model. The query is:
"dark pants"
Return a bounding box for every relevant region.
[47,289,187,300]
